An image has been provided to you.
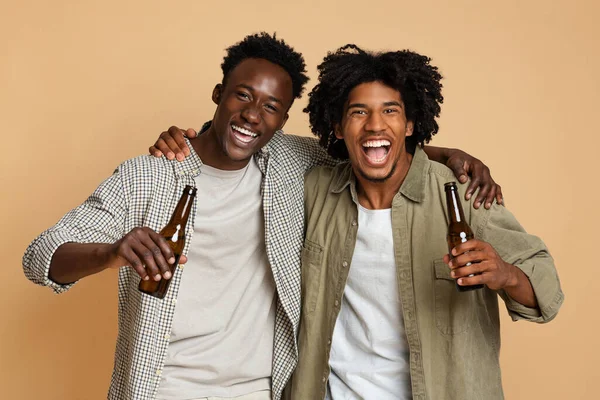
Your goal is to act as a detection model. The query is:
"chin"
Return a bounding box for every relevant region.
[359,171,391,183]
[228,149,254,163]
[357,164,396,183]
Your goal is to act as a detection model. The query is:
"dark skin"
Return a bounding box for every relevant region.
[444,240,537,307]
[49,58,293,285]
[192,58,292,170]
[338,81,536,306]
[150,127,503,209]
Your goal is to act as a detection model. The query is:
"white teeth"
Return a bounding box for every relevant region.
[363,139,391,148]
[232,125,258,138]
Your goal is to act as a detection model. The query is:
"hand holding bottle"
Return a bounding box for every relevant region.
[104,227,188,282]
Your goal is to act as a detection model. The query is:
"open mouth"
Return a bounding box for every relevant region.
[362,139,391,164]
[231,124,259,144]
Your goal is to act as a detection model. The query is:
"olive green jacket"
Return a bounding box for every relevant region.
[286,147,563,400]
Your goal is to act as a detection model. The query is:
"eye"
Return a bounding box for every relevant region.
[351,110,367,115]
[383,108,399,114]
[265,104,278,113]
[236,92,250,100]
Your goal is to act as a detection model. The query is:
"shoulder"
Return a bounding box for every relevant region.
[426,159,473,200]
[271,132,322,158]
[304,162,350,196]
[276,132,320,150]
[305,163,345,183]
[115,154,177,182]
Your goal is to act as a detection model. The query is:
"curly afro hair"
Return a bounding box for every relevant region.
[304,44,443,159]
[220,32,309,103]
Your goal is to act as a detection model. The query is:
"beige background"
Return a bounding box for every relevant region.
[2,0,598,398]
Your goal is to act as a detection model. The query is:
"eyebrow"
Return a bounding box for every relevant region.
[237,84,284,106]
[347,101,403,109]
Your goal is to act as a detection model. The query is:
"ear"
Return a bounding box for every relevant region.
[212,84,223,105]
[279,113,289,131]
[334,124,344,140]
[406,120,414,137]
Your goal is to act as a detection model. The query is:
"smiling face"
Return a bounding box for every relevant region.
[198,58,293,170]
[336,81,414,183]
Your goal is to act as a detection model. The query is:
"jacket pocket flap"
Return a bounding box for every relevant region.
[434,259,453,281]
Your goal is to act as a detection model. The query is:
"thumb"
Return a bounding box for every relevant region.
[448,158,469,184]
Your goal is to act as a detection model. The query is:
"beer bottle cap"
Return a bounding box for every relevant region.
[444,181,457,190]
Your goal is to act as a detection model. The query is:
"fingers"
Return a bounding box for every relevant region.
[464,177,481,204]
[460,158,502,209]
[471,166,493,209]
[139,232,174,280]
[118,228,176,281]
[448,158,469,184]
[456,273,485,287]
[495,184,504,206]
[449,250,485,270]
[450,239,482,256]
[472,180,492,209]
[150,126,192,161]
[451,259,487,279]
[443,253,451,265]
[464,164,489,206]
[185,128,198,138]
[158,129,184,161]
[168,126,192,161]
[179,255,188,264]
[481,183,497,210]
[119,245,149,281]
[149,145,164,158]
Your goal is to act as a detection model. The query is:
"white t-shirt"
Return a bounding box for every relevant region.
[327,205,412,400]
[157,159,276,399]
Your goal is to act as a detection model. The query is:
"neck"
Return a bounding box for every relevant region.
[190,125,250,171]
[355,153,413,210]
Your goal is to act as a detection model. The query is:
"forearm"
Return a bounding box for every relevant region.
[49,242,115,285]
[503,263,538,308]
[422,145,450,164]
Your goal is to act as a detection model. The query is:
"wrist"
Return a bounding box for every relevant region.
[439,147,456,166]
[94,243,117,271]
[503,263,521,289]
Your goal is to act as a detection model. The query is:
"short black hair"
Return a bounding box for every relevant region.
[304,44,444,159]
[221,32,309,102]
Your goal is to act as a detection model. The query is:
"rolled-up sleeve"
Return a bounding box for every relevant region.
[22,168,128,294]
[477,204,564,323]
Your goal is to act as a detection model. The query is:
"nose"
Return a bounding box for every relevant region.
[241,105,261,125]
[364,112,386,133]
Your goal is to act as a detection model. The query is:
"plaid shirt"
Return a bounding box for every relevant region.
[22,131,334,400]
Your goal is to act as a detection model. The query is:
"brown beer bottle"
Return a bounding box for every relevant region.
[444,182,483,292]
[138,185,197,299]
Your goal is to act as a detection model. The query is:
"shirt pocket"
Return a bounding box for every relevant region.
[301,239,324,315]
[433,259,477,336]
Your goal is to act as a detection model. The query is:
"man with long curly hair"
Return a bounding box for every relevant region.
[286,45,563,400]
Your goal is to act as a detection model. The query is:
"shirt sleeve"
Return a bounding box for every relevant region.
[22,167,129,294]
[477,204,564,323]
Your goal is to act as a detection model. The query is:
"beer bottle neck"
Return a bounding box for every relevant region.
[168,186,196,231]
[446,188,466,223]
